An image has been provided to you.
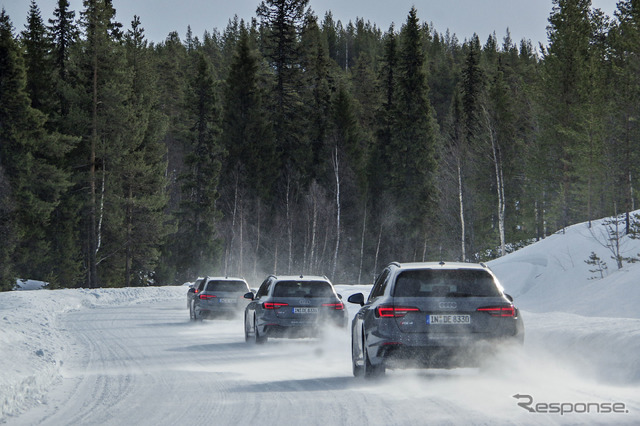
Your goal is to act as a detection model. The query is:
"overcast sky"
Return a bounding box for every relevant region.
[2,0,619,48]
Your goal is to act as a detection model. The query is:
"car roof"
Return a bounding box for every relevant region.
[205,276,247,282]
[270,275,331,282]
[390,261,489,271]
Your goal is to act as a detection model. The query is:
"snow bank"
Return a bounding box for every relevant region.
[0,286,186,420]
[489,214,640,319]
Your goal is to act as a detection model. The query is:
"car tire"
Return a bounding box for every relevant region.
[351,330,363,377]
[363,338,385,379]
[189,301,196,322]
[254,320,267,344]
[193,302,203,322]
[244,314,253,343]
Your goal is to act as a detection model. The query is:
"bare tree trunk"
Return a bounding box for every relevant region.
[491,135,506,257]
[422,233,428,262]
[535,200,540,241]
[331,147,341,281]
[358,201,367,284]
[253,199,261,280]
[373,224,382,279]
[273,242,278,275]
[457,157,466,262]
[320,214,329,273]
[484,106,506,257]
[286,175,292,274]
[96,161,106,255]
[239,198,244,276]
[309,182,319,274]
[125,185,132,287]
[225,172,239,276]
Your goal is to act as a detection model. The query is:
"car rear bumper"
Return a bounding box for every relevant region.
[261,314,347,338]
[367,328,523,368]
[196,304,243,318]
[374,338,521,368]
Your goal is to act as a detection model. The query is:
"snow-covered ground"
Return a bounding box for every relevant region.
[1,214,640,425]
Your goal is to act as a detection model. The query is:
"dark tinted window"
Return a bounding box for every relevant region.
[368,269,390,302]
[205,280,248,292]
[273,281,334,298]
[393,269,501,298]
[256,280,270,298]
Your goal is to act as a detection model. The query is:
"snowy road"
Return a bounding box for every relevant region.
[4,286,639,426]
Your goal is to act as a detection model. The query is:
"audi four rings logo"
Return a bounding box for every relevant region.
[298,299,312,305]
[439,302,457,309]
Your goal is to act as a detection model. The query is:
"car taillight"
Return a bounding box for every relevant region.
[322,303,344,310]
[199,294,216,300]
[375,305,420,318]
[477,305,516,317]
[263,302,289,309]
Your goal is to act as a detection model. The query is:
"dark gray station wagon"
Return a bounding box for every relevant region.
[243,275,347,343]
[189,277,251,321]
[348,262,524,378]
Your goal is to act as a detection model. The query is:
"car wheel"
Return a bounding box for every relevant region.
[363,338,385,379]
[254,319,267,344]
[189,301,196,321]
[244,314,253,343]
[351,329,363,377]
[193,302,203,322]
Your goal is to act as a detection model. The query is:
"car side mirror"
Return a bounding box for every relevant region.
[188,287,195,293]
[347,293,365,306]
[244,292,255,300]
[337,293,343,300]
[504,293,514,302]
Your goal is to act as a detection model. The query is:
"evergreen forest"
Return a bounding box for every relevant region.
[1,0,640,290]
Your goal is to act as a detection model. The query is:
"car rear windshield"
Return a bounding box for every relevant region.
[273,281,335,298]
[393,269,501,298]
[205,280,248,293]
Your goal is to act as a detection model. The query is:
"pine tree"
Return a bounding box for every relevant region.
[0,164,17,291]
[386,7,439,260]
[39,0,83,288]
[540,0,593,232]
[48,0,78,123]
[21,1,53,113]
[257,0,310,176]
[222,23,275,198]
[121,16,170,286]
[461,35,484,145]
[610,0,640,232]
[321,11,339,63]
[369,25,396,198]
[174,53,223,279]
[76,0,130,287]
[300,11,333,177]
[0,10,73,286]
[349,50,379,170]
[219,23,275,277]
[153,31,189,215]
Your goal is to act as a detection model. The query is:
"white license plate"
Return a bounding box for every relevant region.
[293,307,319,314]
[219,298,236,304]
[426,314,471,325]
